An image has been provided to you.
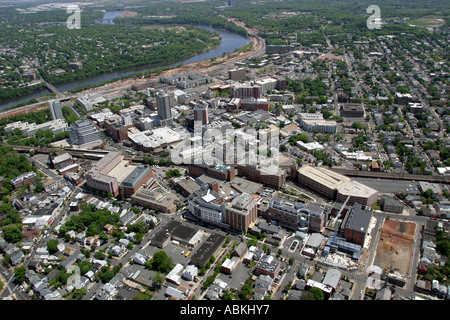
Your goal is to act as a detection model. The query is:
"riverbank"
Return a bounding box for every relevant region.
[76,30,262,99]
[0,19,262,119]
[0,24,250,111]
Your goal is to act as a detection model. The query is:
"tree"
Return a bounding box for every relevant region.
[221,290,234,300]
[47,239,59,254]
[34,182,44,194]
[352,122,366,131]
[423,188,434,200]
[70,288,87,300]
[238,281,253,299]
[101,270,115,283]
[306,287,325,300]
[150,251,173,274]
[152,272,164,289]
[3,225,23,243]
[14,266,26,283]
[94,251,105,260]
[79,261,93,275]
[165,169,182,179]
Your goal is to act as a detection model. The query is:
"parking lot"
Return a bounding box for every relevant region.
[217,261,253,292]
[160,242,195,265]
[353,177,420,194]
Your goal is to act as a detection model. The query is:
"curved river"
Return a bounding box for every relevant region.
[0,24,250,111]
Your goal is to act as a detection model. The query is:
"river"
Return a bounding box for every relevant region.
[0,13,250,111]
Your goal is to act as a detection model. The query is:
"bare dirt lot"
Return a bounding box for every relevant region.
[373,219,417,276]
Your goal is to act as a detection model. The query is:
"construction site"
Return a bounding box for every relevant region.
[373,218,417,277]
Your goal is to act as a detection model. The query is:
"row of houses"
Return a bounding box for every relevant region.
[26,270,63,300]
[415,220,450,299]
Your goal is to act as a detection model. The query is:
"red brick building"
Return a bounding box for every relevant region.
[188,163,236,181]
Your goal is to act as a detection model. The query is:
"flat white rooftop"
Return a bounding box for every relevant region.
[298,165,378,197]
[129,127,183,149]
[107,160,137,183]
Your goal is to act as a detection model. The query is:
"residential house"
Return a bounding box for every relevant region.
[182,265,198,282]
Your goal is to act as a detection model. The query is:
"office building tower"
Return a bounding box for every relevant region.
[69,120,102,148]
[49,99,63,120]
[156,91,173,126]
[193,103,209,126]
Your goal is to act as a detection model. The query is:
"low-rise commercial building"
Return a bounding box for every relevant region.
[77,93,106,111]
[298,113,337,133]
[188,163,236,182]
[128,127,183,153]
[190,233,226,268]
[380,195,404,214]
[131,185,177,213]
[188,187,225,226]
[254,254,281,278]
[51,153,74,170]
[341,103,365,117]
[151,220,203,249]
[11,171,37,189]
[241,98,270,111]
[5,119,68,137]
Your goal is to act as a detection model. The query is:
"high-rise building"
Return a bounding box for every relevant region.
[69,120,102,148]
[156,91,173,126]
[122,113,132,127]
[193,103,209,126]
[225,193,258,232]
[49,99,63,120]
[228,67,246,81]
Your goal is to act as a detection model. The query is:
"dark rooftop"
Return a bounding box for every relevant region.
[190,232,226,268]
[122,165,151,187]
[343,203,373,233]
